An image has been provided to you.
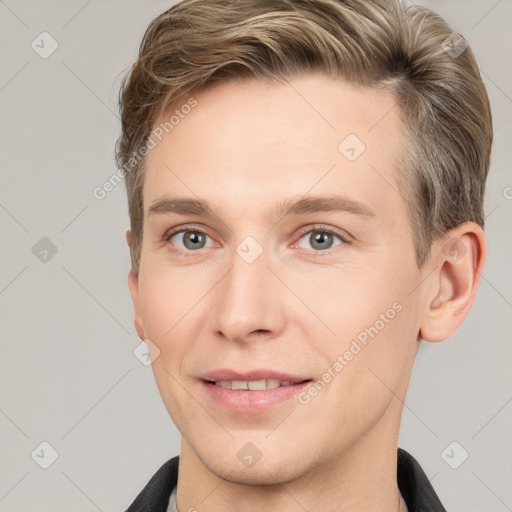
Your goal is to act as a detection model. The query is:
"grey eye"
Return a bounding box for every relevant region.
[170,230,212,251]
[297,231,343,251]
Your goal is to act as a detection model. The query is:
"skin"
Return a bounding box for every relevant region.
[126,73,485,512]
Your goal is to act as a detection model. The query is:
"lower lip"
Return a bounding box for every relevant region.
[201,380,311,413]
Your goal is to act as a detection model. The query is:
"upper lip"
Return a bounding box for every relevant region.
[200,369,311,382]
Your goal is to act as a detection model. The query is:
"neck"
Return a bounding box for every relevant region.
[176,395,406,512]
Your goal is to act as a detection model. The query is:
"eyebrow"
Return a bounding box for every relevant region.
[147,195,375,219]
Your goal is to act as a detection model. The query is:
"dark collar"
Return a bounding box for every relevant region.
[126,448,446,511]
[397,448,447,511]
[126,456,178,512]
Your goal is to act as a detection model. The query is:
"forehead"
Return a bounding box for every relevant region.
[143,74,404,223]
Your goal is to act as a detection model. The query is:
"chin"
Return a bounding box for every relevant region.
[192,435,326,487]
[207,455,309,486]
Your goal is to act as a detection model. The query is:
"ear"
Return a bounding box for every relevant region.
[125,230,145,340]
[419,222,486,343]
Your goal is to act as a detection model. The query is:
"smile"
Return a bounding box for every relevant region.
[213,379,305,390]
[199,371,313,413]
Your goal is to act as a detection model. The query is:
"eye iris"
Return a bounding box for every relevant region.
[310,231,333,250]
[184,231,205,250]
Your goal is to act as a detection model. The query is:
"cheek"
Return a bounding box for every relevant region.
[138,268,195,337]
[290,263,410,345]
[137,268,206,387]
[137,269,199,423]
[293,262,419,402]
[299,297,416,440]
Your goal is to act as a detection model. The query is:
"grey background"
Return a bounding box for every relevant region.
[0,0,510,511]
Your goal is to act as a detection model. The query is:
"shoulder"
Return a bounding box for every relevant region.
[125,456,179,512]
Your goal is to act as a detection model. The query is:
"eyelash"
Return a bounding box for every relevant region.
[164,224,350,255]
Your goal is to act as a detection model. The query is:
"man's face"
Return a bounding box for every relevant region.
[129,74,430,484]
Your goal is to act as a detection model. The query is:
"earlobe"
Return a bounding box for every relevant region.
[420,223,486,343]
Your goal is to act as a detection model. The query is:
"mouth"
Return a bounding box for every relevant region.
[199,370,313,413]
[206,378,310,390]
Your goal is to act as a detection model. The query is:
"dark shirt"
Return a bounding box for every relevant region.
[126,447,447,511]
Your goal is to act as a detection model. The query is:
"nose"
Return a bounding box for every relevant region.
[209,242,286,345]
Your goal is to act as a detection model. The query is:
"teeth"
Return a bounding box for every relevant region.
[214,379,298,390]
[266,378,280,389]
[248,380,266,390]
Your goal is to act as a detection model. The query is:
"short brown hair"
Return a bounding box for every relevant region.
[116,0,492,274]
